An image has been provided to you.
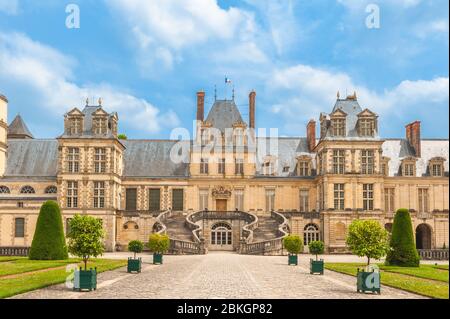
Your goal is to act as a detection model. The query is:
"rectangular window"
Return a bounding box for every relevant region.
[235,189,244,211]
[334,184,345,210]
[332,119,345,137]
[70,118,82,135]
[149,189,161,211]
[360,119,374,137]
[172,189,184,211]
[125,188,137,211]
[66,181,78,208]
[235,129,244,146]
[235,159,244,175]
[403,163,415,176]
[66,218,72,235]
[361,150,374,174]
[67,147,79,173]
[94,117,107,134]
[418,188,429,213]
[94,148,107,173]
[200,129,208,146]
[431,164,443,177]
[332,150,345,174]
[381,162,388,176]
[384,188,395,213]
[93,181,105,208]
[319,184,324,210]
[200,158,209,174]
[265,189,275,212]
[298,161,309,176]
[299,189,309,212]
[363,184,374,211]
[15,218,25,238]
[199,189,209,211]
[218,158,225,174]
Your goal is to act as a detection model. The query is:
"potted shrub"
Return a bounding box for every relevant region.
[148,233,170,264]
[127,240,144,273]
[67,214,105,291]
[308,240,324,275]
[346,220,390,294]
[283,235,303,265]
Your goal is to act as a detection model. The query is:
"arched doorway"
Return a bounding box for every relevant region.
[303,223,320,253]
[416,224,432,249]
[210,222,233,251]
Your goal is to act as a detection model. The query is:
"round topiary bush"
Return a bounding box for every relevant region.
[283,235,303,255]
[128,240,144,259]
[148,234,170,254]
[29,201,68,260]
[309,240,325,260]
[385,208,420,267]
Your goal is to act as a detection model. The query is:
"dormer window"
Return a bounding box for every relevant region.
[70,117,82,135]
[359,119,375,137]
[282,166,290,173]
[93,117,107,135]
[381,157,390,176]
[262,156,276,176]
[234,128,244,146]
[297,156,312,176]
[401,158,417,177]
[429,157,445,177]
[332,118,345,137]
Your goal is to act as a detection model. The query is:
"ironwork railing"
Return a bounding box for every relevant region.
[418,249,449,260]
[239,211,289,255]
[0,246,30,256]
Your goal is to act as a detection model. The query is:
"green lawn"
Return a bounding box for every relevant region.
[0,256,25,262]
[0,258,127,299]
[0,259,78,277]
[325,263,449,299]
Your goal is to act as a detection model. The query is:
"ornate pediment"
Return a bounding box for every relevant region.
[212,186,232,199]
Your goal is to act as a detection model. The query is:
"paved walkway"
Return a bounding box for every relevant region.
[11,253,428,299]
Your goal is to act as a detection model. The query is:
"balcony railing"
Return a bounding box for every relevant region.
[0,246,30,256]
[418,249,449,260]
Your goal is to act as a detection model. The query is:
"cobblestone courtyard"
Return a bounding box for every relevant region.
[12,253,428,299]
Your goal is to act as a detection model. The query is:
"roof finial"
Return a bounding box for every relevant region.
[232,85,235,101]
[214,85,217,101]
[353,91,357,100]
[98,97,102,106]
[337,91,340,100]
[85,97,89,106]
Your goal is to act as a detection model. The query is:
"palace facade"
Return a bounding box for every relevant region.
[0,90,448,255]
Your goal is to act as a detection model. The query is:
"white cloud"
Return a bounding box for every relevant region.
[0,0,18,15]
[268,64,449,133]
[414,19,449,39]
[0,32,179,133]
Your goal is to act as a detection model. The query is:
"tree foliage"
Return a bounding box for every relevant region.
[117,134,127,140]
[29,201,68,260]
[67,214,105,270]
[148,234,170,254]
[346,219,390,266]
[385,208,420,267]
[308,240,325,260]
[128,240,144,259]
[283,235,304,254]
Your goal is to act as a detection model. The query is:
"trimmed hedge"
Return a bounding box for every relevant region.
[385,208,420,267]
[283,235,303,254]
[29,201,68,260]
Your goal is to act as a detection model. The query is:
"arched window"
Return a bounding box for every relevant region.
[211,222,232,246]
[304,223,320,245]
[45,186,57,194]
[20,186,35,194]
[0,186,10,194]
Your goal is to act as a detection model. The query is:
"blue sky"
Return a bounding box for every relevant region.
[0,0,448,139]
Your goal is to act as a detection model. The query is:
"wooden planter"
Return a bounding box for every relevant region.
[73,268,97,292]
[127,257,142,273]
[310,259,324,275]
[356,268,381,294]
[153,253,163,265]
[288,254,298,266]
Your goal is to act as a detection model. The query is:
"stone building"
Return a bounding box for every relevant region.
[0,90,448,255]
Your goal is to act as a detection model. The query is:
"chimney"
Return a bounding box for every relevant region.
[196,91,205,122]
[249,90,256,129]
[405,120,421,157]
[307,119,316,152]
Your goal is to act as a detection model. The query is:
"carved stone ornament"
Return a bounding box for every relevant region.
[211,186,232,199]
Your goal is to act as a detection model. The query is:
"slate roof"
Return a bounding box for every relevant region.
[8,115,34,139]
[122,140,190,178]
[4,139,58,178]
[205,100,245,132]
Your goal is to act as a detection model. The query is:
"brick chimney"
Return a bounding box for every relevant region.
[249,90,256,129]
[196,91,205,122]
[405,120,421,157]
[307,119,316,152]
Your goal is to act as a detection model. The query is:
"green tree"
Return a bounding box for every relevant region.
[128,240,144,259]
[148,234,170,254]
[117,134,127,140]
[67,214,105,270]
[283,235,304,254]
[29,201,68,260]
[308,240,325,261]
[385,208,420,267]
[346,220,390,266]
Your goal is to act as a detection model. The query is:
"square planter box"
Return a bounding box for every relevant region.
[73,268,97,292]
[310,259,324,275]
[127,257,142,273]
[357,269,381,294]
[288,254,298,266]
[153,253,163,265]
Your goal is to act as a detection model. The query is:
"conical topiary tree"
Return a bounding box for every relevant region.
[385,208,420,267]
[29,201,68,260]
